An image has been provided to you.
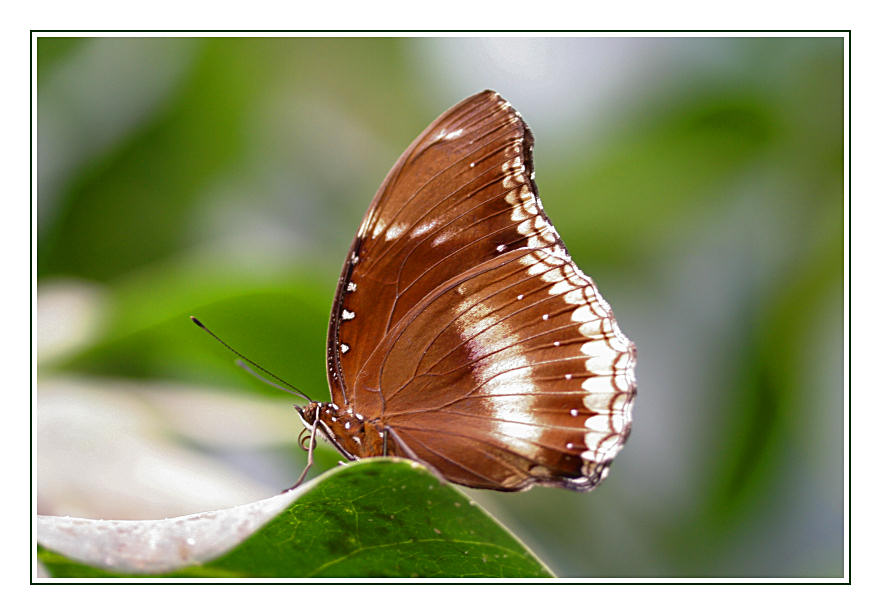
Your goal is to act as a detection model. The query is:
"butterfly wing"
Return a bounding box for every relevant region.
[350,245,636,491]
[323,89,636,491]
[327,90,563,408]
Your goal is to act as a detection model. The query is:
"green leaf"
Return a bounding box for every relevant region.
[37,458,554,578]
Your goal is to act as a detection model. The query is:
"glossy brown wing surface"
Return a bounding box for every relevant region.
[351,247,637,492]
[327,90,563,408]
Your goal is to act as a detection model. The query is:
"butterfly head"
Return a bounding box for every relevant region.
[296,401,330,428]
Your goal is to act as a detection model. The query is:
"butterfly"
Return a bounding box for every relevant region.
[295,90,636,492]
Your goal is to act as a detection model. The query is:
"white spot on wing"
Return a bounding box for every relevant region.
[572,305,599,323]
[431,230,452,247]
[371,217,387,239]
[584,414,611,431]
[582,375,615,393]
[411,219,437,238]
[384,222,406,241]
[434,127,464,142]
[585,431,606,451]
[342,310,355,320]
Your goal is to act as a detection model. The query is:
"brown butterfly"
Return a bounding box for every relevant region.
[296,90,636,492]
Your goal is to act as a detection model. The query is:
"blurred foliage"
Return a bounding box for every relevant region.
[547,88,777,267]
[36,36,844,578]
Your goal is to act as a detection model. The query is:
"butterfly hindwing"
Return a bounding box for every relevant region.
[349,246,635,491]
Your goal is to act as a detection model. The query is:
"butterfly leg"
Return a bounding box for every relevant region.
[284,411,322,492]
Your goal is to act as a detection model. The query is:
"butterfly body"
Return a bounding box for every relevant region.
[298,90,636,492]
[299,401,382,461]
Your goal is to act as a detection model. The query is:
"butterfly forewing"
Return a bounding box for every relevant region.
[321,90,636,491]
[328,91,561,406]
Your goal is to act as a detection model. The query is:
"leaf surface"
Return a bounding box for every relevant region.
[38,459,553,578]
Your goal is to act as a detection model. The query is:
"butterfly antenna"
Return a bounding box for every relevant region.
[189,316,314,404]
[233,359,314,401]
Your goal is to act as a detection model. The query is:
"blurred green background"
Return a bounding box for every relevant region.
[35,36,844,578]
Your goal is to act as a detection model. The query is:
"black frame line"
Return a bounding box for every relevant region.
[29,29,852,586]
